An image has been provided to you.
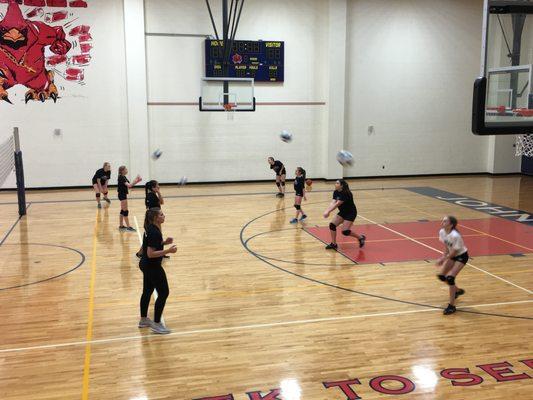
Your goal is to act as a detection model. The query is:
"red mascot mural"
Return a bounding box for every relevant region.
[0,0,72,103]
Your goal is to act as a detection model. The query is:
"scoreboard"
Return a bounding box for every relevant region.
[205,40,284,82]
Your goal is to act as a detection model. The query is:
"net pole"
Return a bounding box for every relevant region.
[13,127,26,216]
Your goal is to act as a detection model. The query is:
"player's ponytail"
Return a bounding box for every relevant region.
[145,180,157,196]
[297,167,306,180]
[448,216,458,232]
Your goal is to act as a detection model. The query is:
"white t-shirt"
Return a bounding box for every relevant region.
[439,229,467,256]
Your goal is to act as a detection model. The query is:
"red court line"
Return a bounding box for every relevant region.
[305,218,533,265]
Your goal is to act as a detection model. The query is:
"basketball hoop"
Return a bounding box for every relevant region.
[223,102,236,120]
[516,134,533,157]
[223,102,235,112]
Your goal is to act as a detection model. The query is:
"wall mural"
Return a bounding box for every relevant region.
[0,0,91,104]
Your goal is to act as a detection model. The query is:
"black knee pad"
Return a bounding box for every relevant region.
[446,276,456,286]
[294,204,301,210]
[96,193,101,198]
[437,274,446,282]
[120,210,129,217]
[342,229,351,236]
[103,192,108,196]
[276,182,281,188]
[281,182,286,186]
[329,223,337,231]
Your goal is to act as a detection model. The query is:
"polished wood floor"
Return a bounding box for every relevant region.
[0,175,532,399]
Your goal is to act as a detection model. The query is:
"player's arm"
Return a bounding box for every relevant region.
[96,178,103,192]
[147,245,177,258]
[153,186,164,205]
[126,175,142,188]
[436,244,449,266]
[323,200,343,217]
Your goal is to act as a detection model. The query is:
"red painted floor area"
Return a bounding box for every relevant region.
[305,218,533,265]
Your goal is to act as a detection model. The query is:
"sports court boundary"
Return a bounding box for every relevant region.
[240,204,533,321]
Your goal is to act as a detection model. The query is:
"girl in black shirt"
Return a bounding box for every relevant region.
[268,157,286,198]
[136,180,165,258]
[92,162,111,208]
[323,179,366,250]
[138,208,177,334]
[290,167,307,224]
[117,165,141,232]
[145,180,164,209]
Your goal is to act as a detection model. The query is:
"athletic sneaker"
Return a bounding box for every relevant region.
[300,214,307,221]
[289,218,298,224]
[104,197,111,204]
[138,317,153,328]
[97,203,102,209]
[119,226,127,231]
[136,252,142,259]
[325,243,338,250]
[151,322,171,334]
[443,304,457,315]
[359,235,366,248]
[455,288,465,299]
[126,227,136,232]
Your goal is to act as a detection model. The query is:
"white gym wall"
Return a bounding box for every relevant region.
[0,0,523,188]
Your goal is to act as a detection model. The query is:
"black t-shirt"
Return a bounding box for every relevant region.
[118,175,129,196]
[145,192,160,209]
[294,176,305,193]
[333,190,357,215]
[270,160,285,175]
[92,168,110,185]
[140,224,163,268]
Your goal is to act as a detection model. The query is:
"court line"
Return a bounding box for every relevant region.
[0,186,397,206]
[460,223,533,253]
[0,299,531,355]
[240,206,532,320]
[357,215,533,295]
[0,243,86,291]
[379,194,533,255]
[0,202,31,246]
[81,211,99,400]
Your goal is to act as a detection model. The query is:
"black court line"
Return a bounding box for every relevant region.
[0,243,86,291]
[240,205,533,321]
[244,227,357,267]
[0,203,31,246]
[0,186,401,206]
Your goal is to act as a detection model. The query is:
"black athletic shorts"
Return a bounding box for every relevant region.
[118,193,128,201]
[277,168,286,177]
[338,211,357,222]
[295,190,304,197]
[452,251,469,264]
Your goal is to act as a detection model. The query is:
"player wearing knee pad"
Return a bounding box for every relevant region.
[435,216,468,315]
[92,162,111,208]
[290,167,307,224]
[118,166,142,232]
[268,157,286,197]
[323,179,365,250]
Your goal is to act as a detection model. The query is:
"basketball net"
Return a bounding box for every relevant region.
[515,134,533,157]
[224,102,236,121]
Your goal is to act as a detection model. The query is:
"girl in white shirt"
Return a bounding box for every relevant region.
[436,216,468,315]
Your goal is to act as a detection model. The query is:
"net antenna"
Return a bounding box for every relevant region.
[0,127,26,216]
[205,0,246,106]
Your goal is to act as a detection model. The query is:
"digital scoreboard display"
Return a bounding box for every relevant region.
[205,40,285,82]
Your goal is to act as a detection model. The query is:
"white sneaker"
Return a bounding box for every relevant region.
[138,317,153,328]
[151,322,171,334]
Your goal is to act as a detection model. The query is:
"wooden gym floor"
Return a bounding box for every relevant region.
[0,175,532,399]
